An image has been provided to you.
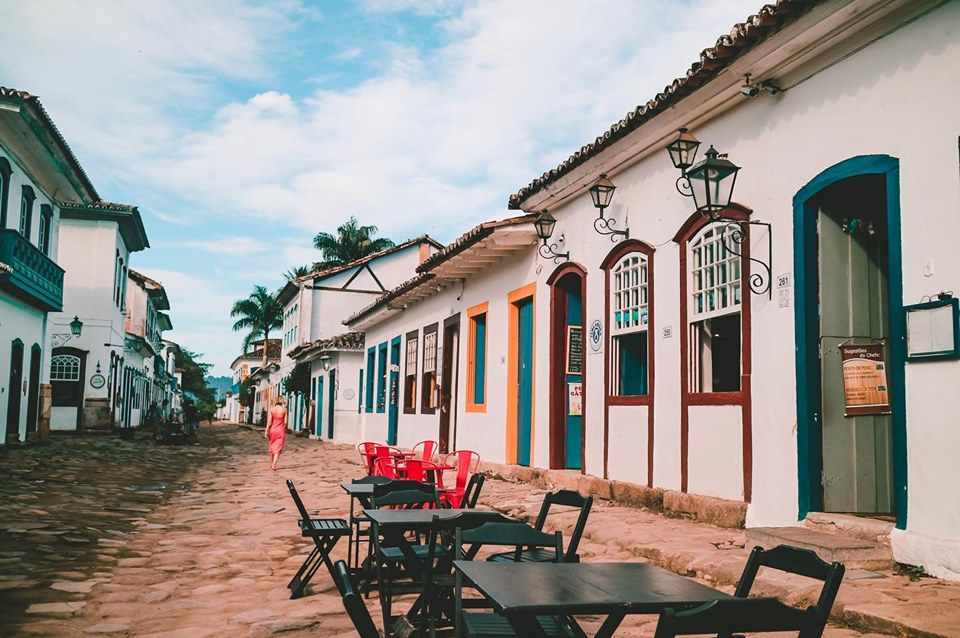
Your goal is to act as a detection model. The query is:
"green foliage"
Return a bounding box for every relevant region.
[239,376,256,408]
[230,285,283,360]
[312,216,395,270]
[284,265,312,280]
[178,349,217,412]
[286,361,312,396]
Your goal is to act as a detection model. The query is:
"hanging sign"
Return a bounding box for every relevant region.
[567,326,583,374]
[840,343,891,417]
[567,382,582,417]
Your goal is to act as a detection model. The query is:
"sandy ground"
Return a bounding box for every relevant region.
[0,424,902,637]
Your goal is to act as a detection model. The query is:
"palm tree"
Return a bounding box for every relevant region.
[312,216,395,270]
[230,285,283,368]
[284,265,311,280]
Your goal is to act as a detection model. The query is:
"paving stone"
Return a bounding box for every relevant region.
[25,601,87,614]
[143,589,170,603]
[229,608,278,624]
[51,580,98,593]
[84,623,131,633]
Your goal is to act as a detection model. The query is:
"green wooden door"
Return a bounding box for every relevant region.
[517,298,534,467]
[818,202,894,514]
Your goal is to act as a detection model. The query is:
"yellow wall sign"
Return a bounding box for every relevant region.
[840,343,891,417]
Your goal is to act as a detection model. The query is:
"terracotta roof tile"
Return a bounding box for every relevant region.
[287,331,365,359]
[508,0,821,208]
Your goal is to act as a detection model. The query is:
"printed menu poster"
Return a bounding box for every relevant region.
[840,343,891,417]
[567,383,582,417]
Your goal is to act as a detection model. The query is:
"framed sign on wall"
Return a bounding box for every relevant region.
[905,297,960,362]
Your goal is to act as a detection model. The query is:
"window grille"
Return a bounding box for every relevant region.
[51,354,81,381]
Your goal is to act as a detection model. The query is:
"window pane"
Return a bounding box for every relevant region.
[614,332,648,396]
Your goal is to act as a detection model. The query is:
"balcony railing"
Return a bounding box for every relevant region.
[0,229,64,312]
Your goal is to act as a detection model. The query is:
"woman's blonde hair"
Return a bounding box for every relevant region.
[274,396,285,405]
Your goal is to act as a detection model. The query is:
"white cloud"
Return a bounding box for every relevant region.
[334,46,364,61]
[180,237,272,256]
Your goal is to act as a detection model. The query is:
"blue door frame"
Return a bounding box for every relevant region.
[517,298,534,467]
[388,337,401,445]
[316,377,324,437]
[793,155,907,529]
[327,369,336,439]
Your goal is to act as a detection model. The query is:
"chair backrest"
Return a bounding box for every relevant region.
[352,475,393,485]
[734,544,845,637]
[533,489,593,562]
[357,441,379,474]
[457,522,563,562]
[334,560,382,638]
[371,479,437,509]
[653,598,817,638]
[399,459,445,488]
[372,455,400,479]
[443,450,481,490]
[412,440,438,461]
[286,479,313,524]
[461,473,485,509]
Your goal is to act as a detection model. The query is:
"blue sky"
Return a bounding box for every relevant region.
[0,0,761,375]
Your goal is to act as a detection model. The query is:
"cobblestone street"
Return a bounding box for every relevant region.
[0,424,951,637]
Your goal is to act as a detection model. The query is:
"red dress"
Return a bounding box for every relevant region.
[267,409,286,455]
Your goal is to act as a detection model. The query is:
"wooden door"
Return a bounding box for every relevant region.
[516,298,534,466]
[388,338,401,445]
[818,192,894,514]
[328,369,337,440]
[6,340,24,441]
[26,345,41,435]
[439,317,460,453]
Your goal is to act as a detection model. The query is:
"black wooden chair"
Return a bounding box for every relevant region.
[348,475,394,571]
[488,489,592,564]
[459,473,485,509]
[334,560,382,638]
[653,597,818,638]
[731,544,845,638]
[285,479,351,599]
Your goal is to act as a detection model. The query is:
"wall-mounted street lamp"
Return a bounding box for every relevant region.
[666,127,771,298]
[534,211,569,264]
[319,353,332,372]
[589,174,627,241]
[70,315,83,336]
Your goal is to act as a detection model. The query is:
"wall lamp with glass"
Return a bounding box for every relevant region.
[534,211,569,264]
[589,174,627,241]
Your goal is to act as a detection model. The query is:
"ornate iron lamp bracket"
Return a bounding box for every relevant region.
[715,218,772,299]
[538,240,569,264]
[593,215,628,242]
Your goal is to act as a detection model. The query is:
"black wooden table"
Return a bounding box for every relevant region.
[453,561,731,638]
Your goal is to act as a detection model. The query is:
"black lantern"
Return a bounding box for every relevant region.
[588,174,616,215]
[69,315,83,336]
[685,146,740,218]
[319,353,332,372]
[666,128,701,173]
[534,211,568,263]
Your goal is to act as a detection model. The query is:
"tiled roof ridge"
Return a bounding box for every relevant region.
[0,86,100,201]
[61,200,139,213]
[298,233,444,283]
[287,331,366,359]
[508,0,820,208]
[416,212,539,273]
[128,268,164,291]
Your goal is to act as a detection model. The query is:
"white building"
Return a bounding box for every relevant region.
[121,269,171,429]
[1,87,100,443]
[345,0,960,580]
[274,236,441,440]
[227,339,279,424]
[48,202,148,432]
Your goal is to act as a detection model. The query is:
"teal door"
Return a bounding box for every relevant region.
[388,337,401,445]
[316,377,324,438]
[517,298,534,466]
[565,289,583,469]
[327,369,336,439]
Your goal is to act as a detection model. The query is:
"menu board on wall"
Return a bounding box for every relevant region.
[840,343,891,417]
[567,326,583,375]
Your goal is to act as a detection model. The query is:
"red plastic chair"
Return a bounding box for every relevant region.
[372,455,401,479]
[440,450,481,508]
[411,440,438,462]
[357,442,378,475]
[398,459,445,490]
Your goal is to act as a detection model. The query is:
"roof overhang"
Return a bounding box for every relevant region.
[0,88,98,204]
[59,203,150,252]
[512,0,944,213]
[347,220,539,331]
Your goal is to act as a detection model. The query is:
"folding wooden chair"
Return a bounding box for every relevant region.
[653,597,817,638]
[460,473,485,509]
[334,560,383,638]
[731,544,845,638]
[488,489,591,563]
[285,480,350,599]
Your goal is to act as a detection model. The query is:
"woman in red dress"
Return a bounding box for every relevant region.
[264,397,288,470]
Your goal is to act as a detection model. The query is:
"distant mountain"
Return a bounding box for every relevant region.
[205,375,233,399]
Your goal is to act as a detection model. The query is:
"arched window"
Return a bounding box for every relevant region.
[51,354,81,381]
[20,185,35,239]
[688,224,742,393]
[0,157,11,229]
[602,241,655,399]
[38,204,53,256]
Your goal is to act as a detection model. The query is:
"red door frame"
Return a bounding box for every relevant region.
[547,262,587,472]
[673,204,753,501]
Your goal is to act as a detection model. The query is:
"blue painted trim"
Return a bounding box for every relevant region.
[474,314,487,405]
[327,369,336,439]
[793,155,908,529]
[365,347,375,413]
[376,343,387,414]
[387,337,401,445]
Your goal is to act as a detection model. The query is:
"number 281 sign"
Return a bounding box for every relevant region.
[589,319,603,352]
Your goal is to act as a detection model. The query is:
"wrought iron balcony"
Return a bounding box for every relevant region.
[0,229,64,311]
